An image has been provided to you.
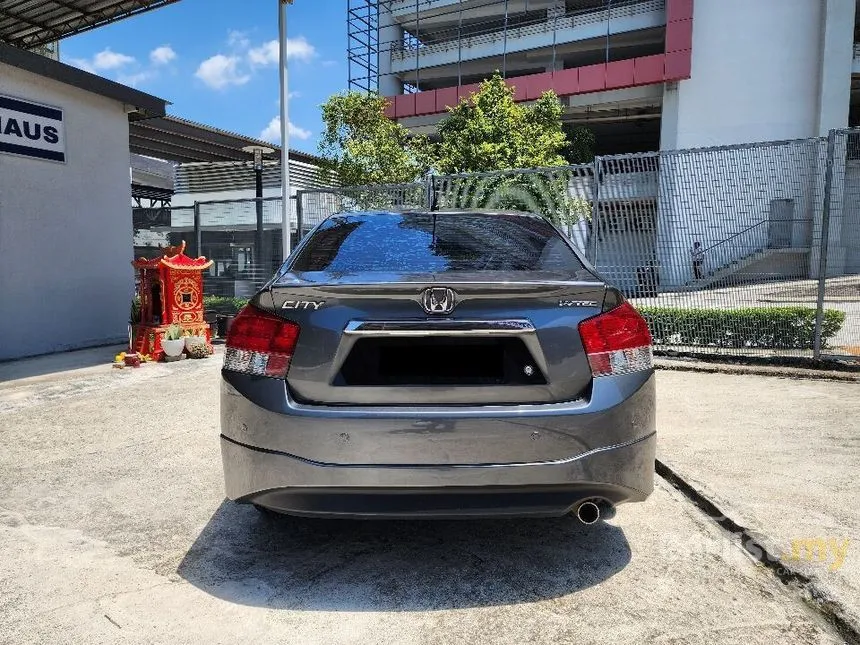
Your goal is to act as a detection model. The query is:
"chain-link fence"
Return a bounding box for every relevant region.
[133,197,293,299]
[134,128,860,361]
[432,165,595,247]
[628,138,832,359]
[292,130,860,361]
[816,129,860,359]
[296,182,429,236]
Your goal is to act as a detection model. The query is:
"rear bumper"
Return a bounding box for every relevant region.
[221,432,654,518]
[220,370,655,518]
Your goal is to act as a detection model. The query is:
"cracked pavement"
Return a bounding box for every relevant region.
[0,348,849,644]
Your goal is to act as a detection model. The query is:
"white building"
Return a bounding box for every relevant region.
[0,42,167,360]
[0,2,307,359]
[352,0,856,152]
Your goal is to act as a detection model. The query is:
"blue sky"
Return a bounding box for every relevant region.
[61,0,348,154]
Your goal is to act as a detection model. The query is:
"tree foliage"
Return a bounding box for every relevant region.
[563,124,597,165]
[431,73,569,174]
[319,74,588,183]
[318,91,428,186]
[317,75,595,224]
[427,74,588,226]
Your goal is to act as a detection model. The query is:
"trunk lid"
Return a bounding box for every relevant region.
[263,270,606,406]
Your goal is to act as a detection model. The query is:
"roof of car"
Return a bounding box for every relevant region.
[336,209,546,219]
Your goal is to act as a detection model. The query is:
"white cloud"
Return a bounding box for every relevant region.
[260,116,311,143]
[118,71,156,88]
[197,33,315,92]
[195,55,251,89]
[287,36,316,61]
[150,45,177,65]
[92,49,136,70]
[228,30,250,50]
[68,48,135,73]
[248,41,279,66]
[248,36,316,67]
[68,58,95,73]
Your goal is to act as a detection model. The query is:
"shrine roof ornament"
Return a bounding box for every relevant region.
[132,241,214,271]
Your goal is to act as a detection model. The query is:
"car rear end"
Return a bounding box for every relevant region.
[220,211,655,519]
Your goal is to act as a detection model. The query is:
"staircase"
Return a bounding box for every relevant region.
[680,247,811,291]
[674,218,811,291]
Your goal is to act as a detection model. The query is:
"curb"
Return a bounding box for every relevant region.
[655,459,860,645]
[654,358,860,382]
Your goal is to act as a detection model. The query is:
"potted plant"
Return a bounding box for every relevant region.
[186,340,211,359]
[184,329,207,351]
[130,296,141,324]
[161,324,185,358]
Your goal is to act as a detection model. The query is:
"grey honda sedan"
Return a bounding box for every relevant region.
[220,211,655,522]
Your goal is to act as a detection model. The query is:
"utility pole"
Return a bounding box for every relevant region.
[279,0,293,260]
[242,145,275,280]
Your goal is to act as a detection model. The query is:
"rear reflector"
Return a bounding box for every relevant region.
[578,301,653,377]
[223,305,300,378]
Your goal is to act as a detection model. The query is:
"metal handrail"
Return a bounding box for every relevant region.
[699,217,809,257]
[389,0,663,60]
[699,220,768,255]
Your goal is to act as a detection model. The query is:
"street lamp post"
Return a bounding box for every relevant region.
[279,0,293,261]
[242,145,275,280]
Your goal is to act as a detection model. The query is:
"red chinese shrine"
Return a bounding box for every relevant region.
[131,241,212,357]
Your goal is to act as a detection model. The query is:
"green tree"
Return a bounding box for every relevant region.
[430,73,569,174]
[317,75,594,225]
[429,74,590,226]
[562,124,596,164]
[319,91,427,186]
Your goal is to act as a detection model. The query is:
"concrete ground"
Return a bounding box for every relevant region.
[658,370,860,634]
[0,351,850,644]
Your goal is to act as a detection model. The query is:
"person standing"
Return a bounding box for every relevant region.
[691,241,705,280]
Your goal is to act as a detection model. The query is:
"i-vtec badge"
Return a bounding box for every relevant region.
[559,299,599,308]
[282,300,325,310]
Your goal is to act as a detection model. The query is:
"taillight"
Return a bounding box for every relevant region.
[223,305,300,378]
[578,302,653,377]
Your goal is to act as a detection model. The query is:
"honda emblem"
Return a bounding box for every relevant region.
[420,287,457,315]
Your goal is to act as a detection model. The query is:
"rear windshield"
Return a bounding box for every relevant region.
[290,212,585,274]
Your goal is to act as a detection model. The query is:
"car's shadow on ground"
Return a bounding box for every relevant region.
[177,500,632,611]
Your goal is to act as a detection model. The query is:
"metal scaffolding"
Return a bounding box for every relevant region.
[347,0,379,93]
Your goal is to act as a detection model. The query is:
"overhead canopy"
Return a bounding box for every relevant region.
[129,115,322,165]
[0,0,180,49]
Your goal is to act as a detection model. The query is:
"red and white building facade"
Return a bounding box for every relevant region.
[349,0,857,153]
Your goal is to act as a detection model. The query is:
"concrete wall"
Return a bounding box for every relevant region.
[815,0,855,137]
[661,0,843,149]
[379,5,405,96]
[655,139,826,287]
[0,63,133,360]
[820,154,860,277]
[842,161,860,274]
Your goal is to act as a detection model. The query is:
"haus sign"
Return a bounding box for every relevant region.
[0,94,66,163]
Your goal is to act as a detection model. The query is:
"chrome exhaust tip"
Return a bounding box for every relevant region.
[576,501,601,525]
